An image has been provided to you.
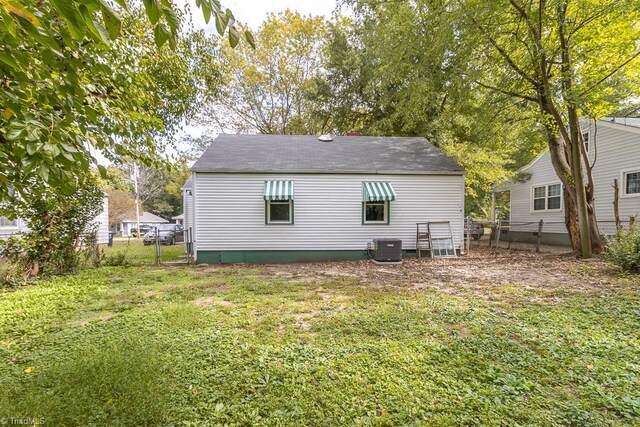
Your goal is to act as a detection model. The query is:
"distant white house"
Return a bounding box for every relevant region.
[503,117,640,245]
[188,134,465,264]
[117,211,168,236]
[172,213,184,226]
[0,193,110,244]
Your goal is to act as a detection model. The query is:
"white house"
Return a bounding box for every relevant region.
[118,211,168,236]
[188,134,465,264]
[0,193,110,244]
[504,117,640,245]
[172,213,184,226]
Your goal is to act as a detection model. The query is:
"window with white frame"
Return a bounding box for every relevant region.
[0,216,18,227]
[362,182,396,225]
[266,200,293,224]
[582,131,590,152]
[264,180,294,225]
[532,183,562,211]
[624,171,640,196]
[363,200,388,224]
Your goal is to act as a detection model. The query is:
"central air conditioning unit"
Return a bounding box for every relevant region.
[372,239,402,264]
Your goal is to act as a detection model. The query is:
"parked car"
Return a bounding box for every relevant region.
[131,225,152,237]
[464,217,485,240]
[143,224,184,246]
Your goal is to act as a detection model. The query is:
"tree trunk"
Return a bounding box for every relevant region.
[563,186,580,251]
[567,113,593,258]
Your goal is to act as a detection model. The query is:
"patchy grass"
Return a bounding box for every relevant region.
[0,249,639,425]
[101,238,185,265]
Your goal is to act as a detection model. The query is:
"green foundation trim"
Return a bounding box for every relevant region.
[196,249,419,264]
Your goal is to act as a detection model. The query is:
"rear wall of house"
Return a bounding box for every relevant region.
[193,173,464,261]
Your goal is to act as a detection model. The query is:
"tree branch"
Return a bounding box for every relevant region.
[578,49,640,97]
[474,80,538,102]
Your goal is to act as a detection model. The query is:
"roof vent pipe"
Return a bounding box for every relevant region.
[318,134,333,142]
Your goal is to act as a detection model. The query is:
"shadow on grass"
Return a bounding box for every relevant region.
[0,333,172,426]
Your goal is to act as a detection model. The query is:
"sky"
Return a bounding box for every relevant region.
[184,0,339,32]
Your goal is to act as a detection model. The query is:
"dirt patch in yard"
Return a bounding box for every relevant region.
[192,296,235,308]
[248,247,638,299]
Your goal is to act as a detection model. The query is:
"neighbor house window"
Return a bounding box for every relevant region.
[582,131,590,152]
[532,183,562,211]
[362,182,396,225]
[624,171,640,196]
[264,180,294,225]
[0,216,18,227]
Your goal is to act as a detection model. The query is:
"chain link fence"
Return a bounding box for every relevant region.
[463,218,635,254]
[102,227,193,266]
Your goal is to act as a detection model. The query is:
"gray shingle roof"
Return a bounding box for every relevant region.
[121,212,168,224]
[191,134,464,175]
[603,117,640,128]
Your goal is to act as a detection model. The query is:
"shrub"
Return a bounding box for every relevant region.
[0,179,103,277]
[604,226,640,272]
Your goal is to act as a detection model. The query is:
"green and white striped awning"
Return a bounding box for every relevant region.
[264,180,294,201]
[363,182,397,201]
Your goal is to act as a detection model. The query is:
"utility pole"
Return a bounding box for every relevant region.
[133,162,141,238]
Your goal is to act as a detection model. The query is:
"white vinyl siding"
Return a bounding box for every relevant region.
[91,195,110,245]
[194,173,464,252]
[509,121,640,233]
[510,153,566,233]
[0,216,18,228]
[183,190,193,232]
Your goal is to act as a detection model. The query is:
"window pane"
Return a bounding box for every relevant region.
[582,131,589,142]
[547,196,561,210]
[533,186,546,198]
[533,198,546,211]
[365,202,385,222]
[548,184,561,197]
[269,202,290,222]
[626,172,640,194]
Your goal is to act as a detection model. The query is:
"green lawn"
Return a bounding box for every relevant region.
[102,237,186,264]
[0,250,638,426]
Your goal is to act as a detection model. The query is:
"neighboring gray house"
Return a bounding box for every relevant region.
[0,193,110,244]
[118,211,168,236]
[188,134,465,264]
[504,117,640,245]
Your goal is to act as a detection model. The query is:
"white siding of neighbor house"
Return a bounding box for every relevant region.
[183,190,193,237]
[509,121,640,233]
[92,195,110,245]
[1,194,109,244]
[509,151,566,233]
[0,217,26,240]
[193,173,465,254]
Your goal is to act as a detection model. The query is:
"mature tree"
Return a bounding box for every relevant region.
[0,0,251,205]
[106,189,136,228]
[457,0,640,256]
[116,159,190,218]
[316,1,545,217]
[207,10,328,134]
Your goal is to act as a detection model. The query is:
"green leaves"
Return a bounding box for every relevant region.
[0,0,40,26]
[153,23,171,48]
[100,0,123,39]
